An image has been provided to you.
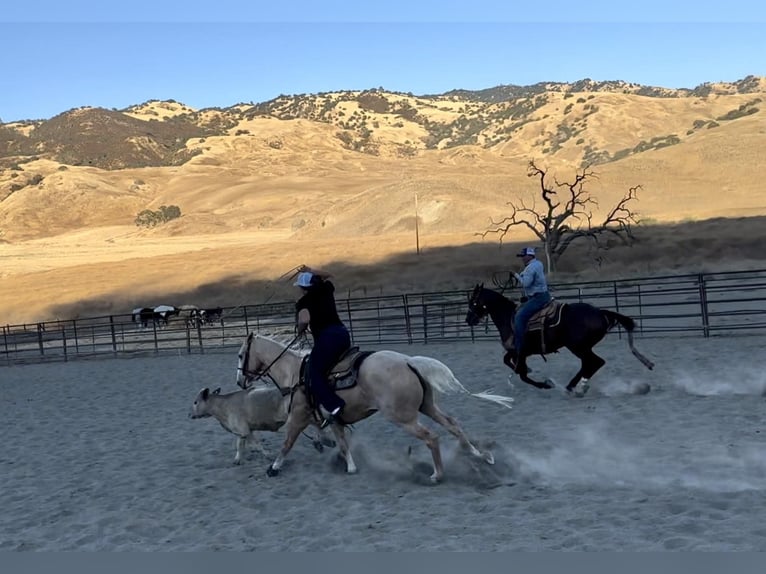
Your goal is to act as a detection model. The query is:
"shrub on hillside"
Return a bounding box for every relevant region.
[134,204,182,228]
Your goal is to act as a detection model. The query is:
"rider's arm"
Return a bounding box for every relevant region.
[518,266,536,290]
[296,308,311,334]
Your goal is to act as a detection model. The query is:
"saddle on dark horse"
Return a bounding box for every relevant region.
[509,298,566,356]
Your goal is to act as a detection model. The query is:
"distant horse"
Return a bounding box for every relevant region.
[236,333,513,483]
[465,283,654,397]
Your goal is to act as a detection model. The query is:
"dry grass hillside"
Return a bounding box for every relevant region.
[1,77,765,324]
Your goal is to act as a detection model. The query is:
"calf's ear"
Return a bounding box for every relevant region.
[201,388,210,400]
[213,387,221,395]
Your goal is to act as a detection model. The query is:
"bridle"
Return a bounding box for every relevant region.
[237,333,300,397]
[466,290,489,324]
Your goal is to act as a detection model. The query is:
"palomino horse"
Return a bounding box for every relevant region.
[236,333,514,483]
[465,283,655,396]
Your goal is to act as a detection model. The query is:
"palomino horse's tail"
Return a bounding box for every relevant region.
[602,310,655,371]
[406,356,514,409]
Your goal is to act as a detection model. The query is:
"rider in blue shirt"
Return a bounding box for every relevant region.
[511,247,551,371]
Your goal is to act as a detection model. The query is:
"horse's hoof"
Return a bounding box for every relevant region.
[266,465,280,477]
[544,378,557,389]
[313,441,325,453]
[484,452,495,465]
[429,474,442,485]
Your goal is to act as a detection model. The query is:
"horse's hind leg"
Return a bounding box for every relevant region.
[330,425,357,474]
[420,402,494,465]
[566,348,606,397]
[396,419,444,483]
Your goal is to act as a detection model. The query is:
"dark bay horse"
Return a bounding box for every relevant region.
[465,283,654,396]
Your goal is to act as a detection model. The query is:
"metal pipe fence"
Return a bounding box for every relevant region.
[3,269,766,367]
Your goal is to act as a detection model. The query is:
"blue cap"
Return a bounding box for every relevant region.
[294,272,314,287]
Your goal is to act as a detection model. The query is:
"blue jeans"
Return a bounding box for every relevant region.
[308,324,351,412]
[514,291,552,358]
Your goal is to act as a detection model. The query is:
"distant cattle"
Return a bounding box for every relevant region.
[187,307,224,329]
[153,305,179,326]
[131,305,180,329]
[132,307,155,329]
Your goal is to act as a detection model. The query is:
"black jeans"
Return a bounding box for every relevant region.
[308,324,351,412]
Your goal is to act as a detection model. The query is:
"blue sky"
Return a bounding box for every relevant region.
[2,0,765,122]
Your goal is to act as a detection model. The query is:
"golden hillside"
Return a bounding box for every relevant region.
[1,77,765,324]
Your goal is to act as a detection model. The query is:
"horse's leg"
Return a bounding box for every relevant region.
[309,427,336,452]
[566,348,606,397]
[267,411,310,477]
[330,425,357,474]
[564,364,586,395]
[514,356,555,390]
[420,403,494,465]
[396,419,444,483]
[234,435,247,465]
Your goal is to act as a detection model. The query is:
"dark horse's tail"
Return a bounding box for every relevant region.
[602,310,655,370]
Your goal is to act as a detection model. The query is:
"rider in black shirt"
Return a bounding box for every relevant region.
[294,266,351,427]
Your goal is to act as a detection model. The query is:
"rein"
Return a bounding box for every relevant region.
[239,333,301,397]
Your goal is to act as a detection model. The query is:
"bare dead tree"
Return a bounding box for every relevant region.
[481,160,642,272]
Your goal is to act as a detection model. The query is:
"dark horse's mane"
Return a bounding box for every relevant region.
[487,285,515,309]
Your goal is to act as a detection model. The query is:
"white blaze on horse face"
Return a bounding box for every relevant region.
[236,337,249,387]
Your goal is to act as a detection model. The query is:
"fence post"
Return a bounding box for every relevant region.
[72,320,79,355]
[109,316,117,356]
[197,321,204,353]
[346,300,355,345]
[376,299,381,343]
[62,325,68,362]
[440,303,446,339]
[243,306,250,333]
[637,284,644,334]
[3,325,9,365]
[698,273,710,338]
[422,296,428,344]
[613,281,622,340]
[403,294,412,345]
[37,323,45,357]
